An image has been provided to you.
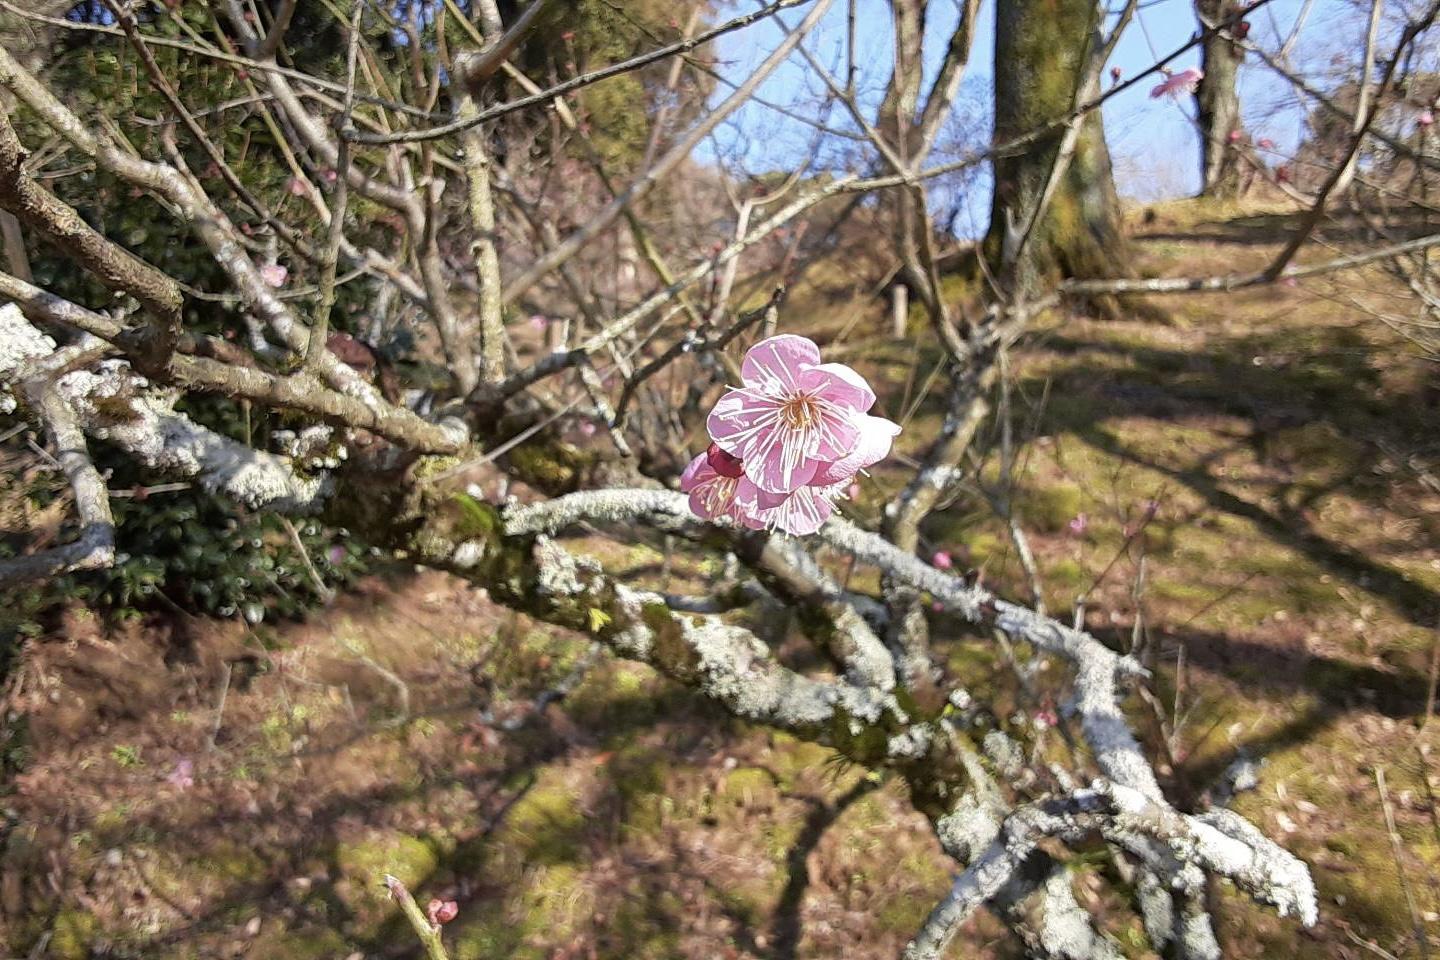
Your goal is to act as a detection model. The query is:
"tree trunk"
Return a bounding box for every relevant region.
[985,0,1128,300]
[1195,0,1245,197]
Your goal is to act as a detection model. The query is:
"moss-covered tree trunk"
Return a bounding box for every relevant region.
[1195,0,1245,197]
[985,0,1127,300]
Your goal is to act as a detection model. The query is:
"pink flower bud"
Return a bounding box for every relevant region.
[579,421,597,437]
[1067,513,1089,536]
[427,899,459,925]
[528,314,548,331]
[931,550,953,570]
[1419,110,1435,128]
[1110,66,1122,82]
[288,177,308,197]
[260,263,288,288]
[1227,130,1242,143]
[846,482,861,499]
[1257,137,1275,150]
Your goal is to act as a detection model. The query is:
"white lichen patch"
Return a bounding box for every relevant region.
[0,303,57,380]
[56,361,325,511]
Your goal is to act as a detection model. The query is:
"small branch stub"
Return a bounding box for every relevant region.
[384,874,454,960]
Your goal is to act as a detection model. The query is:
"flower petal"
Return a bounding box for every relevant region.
[800,362,877,413]
[802,403,862,466]
[811,415,901,486]
[736,477,788,511]
[680,451,712,492]
[756,485,838,536]
[746,449,820,495]
[706,388,776,457]
[740,335,820,393]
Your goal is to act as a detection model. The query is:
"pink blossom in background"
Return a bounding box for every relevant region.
[846,481,861,499]
[1280,276,1298,288]
[1256,137,1276,150]
[528,314,548,331]
[287,177,308,197]
[322,169,338,184]
[327,545,346,565]
[1067,513,1089,536]
[166,757,195,790]
[1149,67,1203,99]
[1110,66,1122,83]
[578,421,597,438]
[260,263,288,288]
[931,550,953,570]
[1418,111,1435,128]
[427,899,459,926]
[689,335,899,535]
[1227,130,1242,143]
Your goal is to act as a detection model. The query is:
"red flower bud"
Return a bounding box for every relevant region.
[427,899,459,925]
[706,443,744,478]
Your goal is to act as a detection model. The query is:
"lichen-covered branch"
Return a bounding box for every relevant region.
[0,306,114,586]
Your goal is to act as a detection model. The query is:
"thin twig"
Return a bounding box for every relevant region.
[1376,766,1432,960]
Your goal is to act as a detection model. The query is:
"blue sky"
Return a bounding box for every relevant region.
[699,0,1371,236]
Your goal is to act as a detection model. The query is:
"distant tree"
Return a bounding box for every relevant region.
[1194,0,1247,197]
[986,0,1128,303]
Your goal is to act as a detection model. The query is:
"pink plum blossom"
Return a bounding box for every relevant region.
[932,550,953,570]
[1110,66,1122,84]
[707,335,895,495]
[529,314,548,331]
[1419,111,1435,129]
[1067,513,1089,536]
[689,335,900,535]
[680,450,763,529]
[260,263,288,288]
[682,449,845,536]
[1256,137,1276,150]
[166,757,195,790]
[1150,67,1203,99]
